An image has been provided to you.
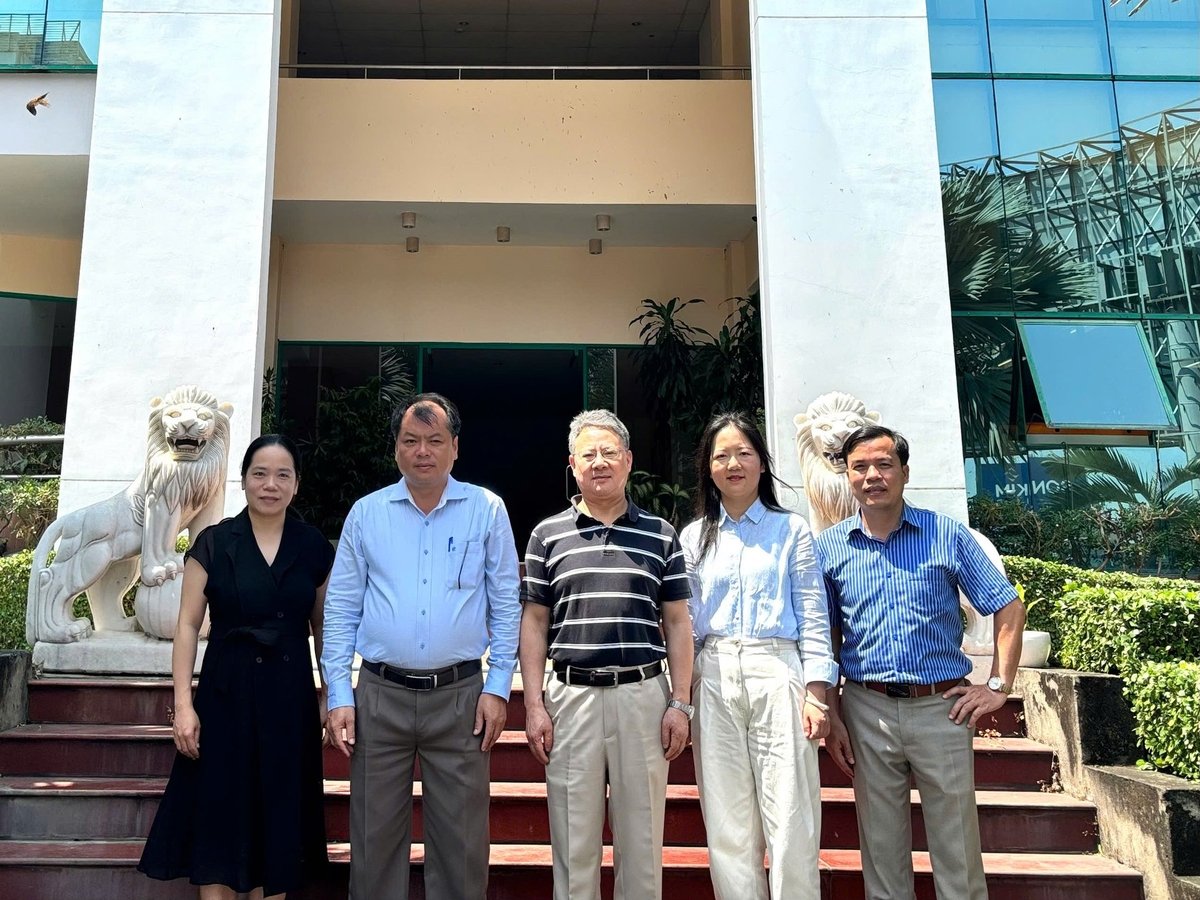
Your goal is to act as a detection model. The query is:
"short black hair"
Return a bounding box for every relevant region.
[841,424,910,466]
[240,433,300,479]
[390,393,462,442]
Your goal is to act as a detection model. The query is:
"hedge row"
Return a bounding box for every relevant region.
[1003,555,1200,781]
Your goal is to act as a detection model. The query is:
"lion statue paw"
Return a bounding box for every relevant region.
[26,386,234,644]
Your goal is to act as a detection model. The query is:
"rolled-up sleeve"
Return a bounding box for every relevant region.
[790,521,838,686]
[320,503,366,710]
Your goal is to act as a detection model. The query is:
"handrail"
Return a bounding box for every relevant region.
[0,435,64,446]
[279,63,751,80]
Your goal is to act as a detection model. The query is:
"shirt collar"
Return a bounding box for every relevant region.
[570,494,640,525]
[388,474,468,512]
[847,502,920,541]
[719,497,766,526]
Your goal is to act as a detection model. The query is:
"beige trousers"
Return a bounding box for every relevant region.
[840,680,988,900]
[349,666,490,900]
[543,671,671,900]
[692,637,822,900]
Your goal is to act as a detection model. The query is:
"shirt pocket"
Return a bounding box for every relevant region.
[447,539,485,591]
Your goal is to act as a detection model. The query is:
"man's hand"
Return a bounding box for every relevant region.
[474,692,507,751]
[524,702,554,765]
[944,683,1007,727]
[172,705,200,759]
[328,705,356,758]
[825,714,855,780]
[661,706,689,761]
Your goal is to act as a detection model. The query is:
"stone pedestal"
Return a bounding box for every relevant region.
[33,632,208,676]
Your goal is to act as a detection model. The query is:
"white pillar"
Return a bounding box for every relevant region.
[60,0,281,515]
[749,0,967,521]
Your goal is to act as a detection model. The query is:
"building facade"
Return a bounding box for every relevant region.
[1,0,1197,541]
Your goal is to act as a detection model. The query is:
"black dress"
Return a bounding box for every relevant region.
[138,509,335,895]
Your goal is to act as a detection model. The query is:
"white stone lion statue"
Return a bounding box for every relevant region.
[795,391,881,533]
[26,386,234,644]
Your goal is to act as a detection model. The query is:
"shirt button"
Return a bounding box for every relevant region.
[424,550,429,556]
[423,578,427,584]
[420,643,425,649]
[277,611,284,618]
[255,656,263,664]
[421,610,426,615]
[283,654,290,662]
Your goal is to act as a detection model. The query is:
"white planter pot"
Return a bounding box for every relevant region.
[1020,630,1052,668]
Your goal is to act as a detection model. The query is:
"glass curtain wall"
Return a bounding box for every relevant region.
[0,0,100,67]
[928,0,1200,509]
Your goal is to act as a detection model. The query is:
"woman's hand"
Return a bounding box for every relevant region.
[803,700,830,740]
[172,705,201,759]
[318,687,331,746]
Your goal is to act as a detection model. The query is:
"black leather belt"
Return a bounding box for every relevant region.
[362,658,481,691]
[855,678,965,699]
[552,660,663,687]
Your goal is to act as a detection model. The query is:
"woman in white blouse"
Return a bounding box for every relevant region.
[680,412,837,900]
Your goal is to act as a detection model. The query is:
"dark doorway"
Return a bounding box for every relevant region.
[422,347,583,548]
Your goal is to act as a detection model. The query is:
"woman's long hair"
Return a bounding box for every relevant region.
[693,412,787,560]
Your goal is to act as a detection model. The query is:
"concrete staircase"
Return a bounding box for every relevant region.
[0,677,1145,899]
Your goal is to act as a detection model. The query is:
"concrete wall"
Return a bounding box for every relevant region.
[275,242,730,345]
[0,234,81,298]
[0,73,94,157]
[274,78,754,205]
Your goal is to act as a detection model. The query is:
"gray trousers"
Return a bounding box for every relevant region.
[840,680,988,900]
[349,666,490,900]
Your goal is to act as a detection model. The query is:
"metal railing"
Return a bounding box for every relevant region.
[0,434,63,481]
[279,63,750,81]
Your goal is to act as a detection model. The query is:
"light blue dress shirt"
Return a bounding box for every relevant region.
[320,475,522,710]
[680,499,838,687]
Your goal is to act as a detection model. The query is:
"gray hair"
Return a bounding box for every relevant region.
[568,409,630,451]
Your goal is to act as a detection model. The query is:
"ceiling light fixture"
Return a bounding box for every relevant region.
[400,211,417,228]
[595,214,611,232]
[496,226,511,243]
[406,236,420,253]
[589,239,603,255]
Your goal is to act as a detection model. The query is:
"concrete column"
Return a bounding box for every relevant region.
[59,0,281,515]
[749,0,967,520]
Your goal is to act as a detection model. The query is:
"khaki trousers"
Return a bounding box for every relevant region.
[349,666,490,900]
[840,680,988,900]
[543,671,671,900]
[692,637,821,900]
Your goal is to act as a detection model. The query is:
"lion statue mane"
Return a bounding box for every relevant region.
[26,386,234,644]
[794,391,881,534]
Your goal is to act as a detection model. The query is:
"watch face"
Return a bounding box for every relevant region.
[987,676,1003,691]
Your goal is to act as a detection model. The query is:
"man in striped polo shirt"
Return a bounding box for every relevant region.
[816,424,1024,900]
[519,409,693,900]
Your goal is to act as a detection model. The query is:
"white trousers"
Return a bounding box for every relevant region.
[543,672,671,900]
[692,637,822,900]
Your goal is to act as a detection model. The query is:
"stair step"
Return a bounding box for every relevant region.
[0,724,1054,789]
[23,677,1029,737]
[0,776,1098,853]
[0,840,1144,900]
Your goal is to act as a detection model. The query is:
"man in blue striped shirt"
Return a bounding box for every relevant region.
[816,424,1024,900]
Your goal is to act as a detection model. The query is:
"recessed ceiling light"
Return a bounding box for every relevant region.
[631,21,641,26]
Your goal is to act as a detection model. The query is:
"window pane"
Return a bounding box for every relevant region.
[1019,319,1175,429]
[933,79,999,166]
[995,81,1131,312]
[987,0,1110,75]
[954,316,1017,455]
[586,347,616,410]
[43,1,99,65]
[0,295,74,424]
[1146,318,1200,438]
[926,0,990,73]
[1115,83,1200,314]
[1106,0,1200,78]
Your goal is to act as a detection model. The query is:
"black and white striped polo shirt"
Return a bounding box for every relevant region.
[521,499,690,668]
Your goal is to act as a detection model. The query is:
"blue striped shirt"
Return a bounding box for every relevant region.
[680,500,838,686]
[815,504,1016,683]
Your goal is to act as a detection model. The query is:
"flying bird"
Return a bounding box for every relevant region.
[26,93,49,116]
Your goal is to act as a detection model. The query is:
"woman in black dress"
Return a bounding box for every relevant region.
[138,434,334,899]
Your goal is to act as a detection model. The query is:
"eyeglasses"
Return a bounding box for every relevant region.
[578,447,624,464]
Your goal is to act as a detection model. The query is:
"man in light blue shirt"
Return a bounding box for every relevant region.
[321,393,521,900]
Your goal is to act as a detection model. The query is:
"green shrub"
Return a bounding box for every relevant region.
[0,550,32,650]
[0,477,59,549]
[1054,586,1200,675]
[1125,661,1200,781]
[0,417,63,476]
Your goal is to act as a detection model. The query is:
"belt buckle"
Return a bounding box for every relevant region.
[406,673,436,691]
[886,683,912,699]
[593,670,617,687]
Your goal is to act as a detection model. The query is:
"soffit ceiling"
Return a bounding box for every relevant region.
[298,0,709,68]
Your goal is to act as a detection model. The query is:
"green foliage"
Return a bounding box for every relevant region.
[0,417,64,476]
[970,497,1100,567]
[0,477,59,551]
[1125,662,1200,782]
[1053,586,1200,675]
[0,550,31,649]
[627,471,690,532]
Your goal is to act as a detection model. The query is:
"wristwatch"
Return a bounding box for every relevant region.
[667,698,695,721]
[986,676,1012,695]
